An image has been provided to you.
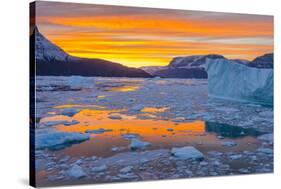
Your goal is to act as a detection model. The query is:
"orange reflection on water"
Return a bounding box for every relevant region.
[107,85,139,92]
[50,109,260,157]
[141,107,169,113]
[55,109,205,136]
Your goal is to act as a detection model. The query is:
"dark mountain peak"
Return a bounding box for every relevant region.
[33,25,39,33]
[249,53,273,68]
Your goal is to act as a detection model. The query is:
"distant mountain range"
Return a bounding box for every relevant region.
[141,53,273,79]
[30,27,152,78]
[30,26,273,78]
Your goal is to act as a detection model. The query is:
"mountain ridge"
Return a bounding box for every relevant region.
[141,53,273,78]
[31,27,152,78]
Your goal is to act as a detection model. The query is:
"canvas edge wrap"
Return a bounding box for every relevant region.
[30,1,36,187]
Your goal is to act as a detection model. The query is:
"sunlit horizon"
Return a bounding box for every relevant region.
[34,1,273,68]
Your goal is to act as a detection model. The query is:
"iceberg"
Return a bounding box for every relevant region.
[129,139,150,150]
[171,146,204,161]
[35,130,90,150]
[205,58,273,105]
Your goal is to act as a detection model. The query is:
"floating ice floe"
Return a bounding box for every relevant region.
[64,120,80,126]
[217,136,224,139]
[119,166,133,174]
[91,156,98,161]
[61,108,80,117]
[92,164,107,172]
[131,105,144,111]
[67,164,87,179]
[172,117,186,123]
[171,146,204,161]
[257,147,273,154]
[222,141,237,147]
[85,128,112,134]
[229,154,242,160]
[129,139,151,150]
[108,114,122,119]
[41,120,68,127]
[117,173,138,180]
[122,134,139,140]
[36,130,90,150]
[205,58,273,106]
[112,147,125,152]
[258,134,273,142]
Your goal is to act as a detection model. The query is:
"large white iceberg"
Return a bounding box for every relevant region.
[205,58,273,105]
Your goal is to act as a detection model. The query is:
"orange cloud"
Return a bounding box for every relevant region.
[36,3,273,67]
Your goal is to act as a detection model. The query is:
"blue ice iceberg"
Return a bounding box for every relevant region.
[36,130,90,150]
[205,58,273,105]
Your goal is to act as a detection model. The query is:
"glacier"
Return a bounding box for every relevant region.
[205,58,273,106]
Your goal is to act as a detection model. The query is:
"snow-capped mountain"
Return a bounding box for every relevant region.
[140,53,273,78]
[34,26,69,63]
[169,54,225,68]
[30,27,152,78]
[140,66,168,75]
[140,54,225,78]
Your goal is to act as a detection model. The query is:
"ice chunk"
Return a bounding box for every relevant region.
[42,120,68,127]
[257,147,273,154]
[85,128,112,134]
[229,154,242,160]
[131,105,144,111]
[92,164,107,172]
[35,131,90,150]
[67,164,86,179]
[91,156,98,161]
[61,108,80,117]
[64,120,80,126]
[122,134,139,140]
[117,173,138,179]
[222,141,237,147]
[112,147,125,152]
[258,133,273,142]
[108,114,122,119]
[171,146,204,161]
[119,166,133,173]
[129,139,150,150]
[205,58,273,106]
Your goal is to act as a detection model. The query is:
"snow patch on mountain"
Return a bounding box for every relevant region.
[169,54,225,68]
[34,27,69,63]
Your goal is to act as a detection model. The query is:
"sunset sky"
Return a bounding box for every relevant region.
[35,1,273,68]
